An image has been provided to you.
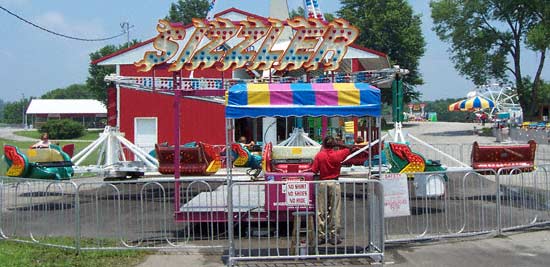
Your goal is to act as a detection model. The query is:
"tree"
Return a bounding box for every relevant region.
[40,119,85,139]
[338,0,426,104]
[538,80,550,105]
[3,98,30,125]
[165,0,210,24]
[323,13,335,22]
[430,0,549,117]
[0,99,5,121]
[289,6,335,22]
[424,98,469,122]
[87,40,140,104]
[289,6,305,19]
[41,84,95,99]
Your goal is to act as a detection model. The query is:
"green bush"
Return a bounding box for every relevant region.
[39,119,85,139]
[479,127,494,136]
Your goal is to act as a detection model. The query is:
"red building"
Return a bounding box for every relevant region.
[92,8,390,152]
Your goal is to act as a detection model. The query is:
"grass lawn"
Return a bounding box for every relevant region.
[14,130,103,141]
[0,239,150,267]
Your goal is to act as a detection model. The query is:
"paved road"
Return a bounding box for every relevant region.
[0,127,35,142]
[387,229,550,267]
[134,229,550,267]
[402,121,497,144]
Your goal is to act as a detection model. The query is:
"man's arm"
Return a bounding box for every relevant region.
[311,155,319,174]
[336,144,352,161]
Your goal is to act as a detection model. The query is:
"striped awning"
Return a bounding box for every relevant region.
[448,100,463,111]
[459,96,495,110]
[225,83,381,118]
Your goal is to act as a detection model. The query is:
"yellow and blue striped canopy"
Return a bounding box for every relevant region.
[225,83,381,118]
[459,96,494,110]
[448,100,463,111]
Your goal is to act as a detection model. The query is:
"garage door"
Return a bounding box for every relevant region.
[134,117,157,153]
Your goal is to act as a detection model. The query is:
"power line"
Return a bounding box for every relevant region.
[0,5,131,42]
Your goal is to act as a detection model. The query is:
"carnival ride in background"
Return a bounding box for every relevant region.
[470,84,521,119]
[262,127,321,174]
[4,144,73,180]
[156,142,221,176]
[2,126,160,180]
[176,81,383,223]
[70,126,158,179]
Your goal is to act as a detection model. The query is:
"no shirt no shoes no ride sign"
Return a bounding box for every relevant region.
[381,173,411,218]
[285,181,310,207]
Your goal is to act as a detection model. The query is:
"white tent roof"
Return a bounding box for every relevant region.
[26,99,107,115]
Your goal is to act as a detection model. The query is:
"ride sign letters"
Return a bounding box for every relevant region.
[136,16,358,72]
[285,181,310,207]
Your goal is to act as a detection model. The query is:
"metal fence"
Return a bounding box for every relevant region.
[227,180,384,264]
[0,177,230,250]
[1,165,550,265]
[386,166,550,243]
[407,142,550,166]
[510,128,550,144]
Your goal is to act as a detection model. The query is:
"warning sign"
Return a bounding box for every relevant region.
[285,182,310,207]
[381,173,411,218]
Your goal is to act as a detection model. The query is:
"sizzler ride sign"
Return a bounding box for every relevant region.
[135,17,358,72]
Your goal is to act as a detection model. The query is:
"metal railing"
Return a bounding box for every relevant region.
[385,166,550,243]
[227,179,384,264]
[0,177,230,250]
[2,165,550,265]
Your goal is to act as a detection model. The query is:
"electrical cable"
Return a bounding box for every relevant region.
[0,5,130,42]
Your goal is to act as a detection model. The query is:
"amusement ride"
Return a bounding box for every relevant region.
[2,0,538,227]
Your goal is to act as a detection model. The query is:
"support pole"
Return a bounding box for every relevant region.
[173,74,181,213]
[343,134,387,163]
[262,117,277,145]
[73,133,108,165]
[226,118,235,259]
[321,116,328,138]
[368,118,373,170]
[377,117,382,175]
[353,117,359,140]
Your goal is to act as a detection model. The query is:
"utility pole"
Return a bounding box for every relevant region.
[21,93,26,129]
[120,22,133,48]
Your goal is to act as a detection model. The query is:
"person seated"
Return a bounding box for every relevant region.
[355,136,368,145]
[238,136,255,150]
[31,133,51,149]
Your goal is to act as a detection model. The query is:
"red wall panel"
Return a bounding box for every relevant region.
[119,87,226,146]
[351,58,365,72]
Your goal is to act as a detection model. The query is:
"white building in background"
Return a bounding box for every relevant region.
[26,99,107,128]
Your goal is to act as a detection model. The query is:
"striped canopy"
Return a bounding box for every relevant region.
[459,96,495,110]
[448,100,463,111]
[225,83,381,118]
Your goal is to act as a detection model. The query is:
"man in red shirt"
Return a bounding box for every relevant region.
[311,136,351,245]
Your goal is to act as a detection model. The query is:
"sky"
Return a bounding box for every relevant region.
[0,0,548,102]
